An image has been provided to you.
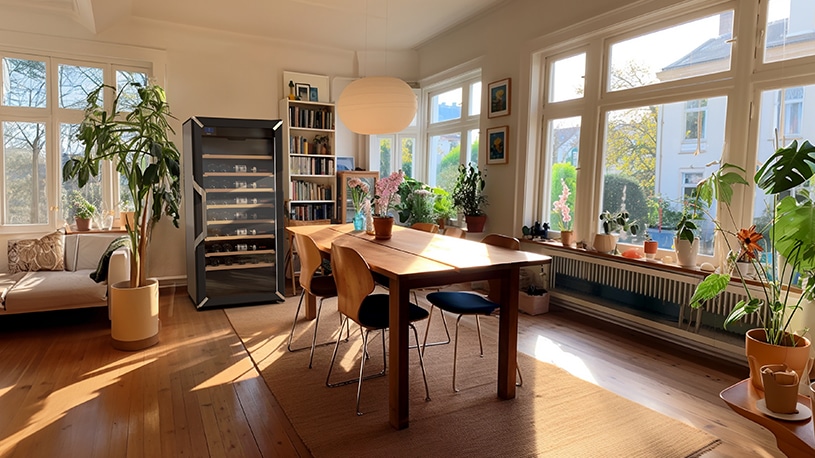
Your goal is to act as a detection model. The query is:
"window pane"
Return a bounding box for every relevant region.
[58,64,104,109]
[2,57,47,108]
[379,137,392,179]
[61,123,102,225]
[401,136,415,178]
[547,117,580,230]
[4,121,48,224]
[430,88,462,123]
[467,129,479,165]
[116,70,148,111]
[550,53,586,102]
[469,82,481,116]
[429,133,461,192]
[764,0,815,63]
[602,96,728,254]
[608,11,733,91]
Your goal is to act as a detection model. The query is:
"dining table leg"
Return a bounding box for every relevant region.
[497,266,520,399]
[389,279,410,429]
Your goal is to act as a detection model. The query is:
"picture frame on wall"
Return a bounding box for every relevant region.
[309,87,319,102]
[336,156,355,172]
[487,78,511,118]
[487,125,509,164]
[295,83,310,101]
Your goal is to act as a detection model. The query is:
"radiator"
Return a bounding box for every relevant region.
[549,254,765,331]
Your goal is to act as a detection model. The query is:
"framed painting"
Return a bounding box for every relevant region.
[309,87,319,102]
[487,125,509,165]
[487,78,510,118]
[337,171,377,223]
[295,83,311,101]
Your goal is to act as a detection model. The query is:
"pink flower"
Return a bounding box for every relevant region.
[374,171,405,216]
[552,179,572,231]
[348,177,370,212]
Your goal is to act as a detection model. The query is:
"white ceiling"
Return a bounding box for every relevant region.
[1,0,506,51]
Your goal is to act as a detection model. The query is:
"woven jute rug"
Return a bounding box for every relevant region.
[225,293,720,457]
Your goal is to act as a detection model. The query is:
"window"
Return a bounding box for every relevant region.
[545,116,580,232]
[424,71,481,192]
[549,53,586,103]
[0,50,149,232]
[763,0,815,63]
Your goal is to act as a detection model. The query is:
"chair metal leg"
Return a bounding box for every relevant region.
[288,291,337,365]
[453,315,462,392]
[355,329,370,416]
[326,318,386,389]
[516,365,523,387]
[475,314,484,357]
[419,305,451,354]
[286,290,306,352]
[410,323,431,402]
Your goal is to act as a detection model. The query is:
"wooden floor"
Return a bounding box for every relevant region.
[0,288,788,457]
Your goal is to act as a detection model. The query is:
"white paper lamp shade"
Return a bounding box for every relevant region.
[337,76,417,135]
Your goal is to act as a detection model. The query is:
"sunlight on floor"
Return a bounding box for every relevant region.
[0,358,155,455]
[193,357,256,391]
[532,334,597,384]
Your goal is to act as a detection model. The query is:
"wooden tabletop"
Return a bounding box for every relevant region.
[720,379,815,458]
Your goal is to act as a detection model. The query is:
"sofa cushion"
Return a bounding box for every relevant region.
[7,230,65,274]
[4,270,107,313]
[75,234,127,271]
[0,272,26,310]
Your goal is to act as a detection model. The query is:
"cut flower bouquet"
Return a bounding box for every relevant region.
[373,171,404,217]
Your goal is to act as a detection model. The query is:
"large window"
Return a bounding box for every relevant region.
[425,73,481,193]
[0,51,149,232]
[535,1,815,264]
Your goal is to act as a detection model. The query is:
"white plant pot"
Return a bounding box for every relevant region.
[674,237,699,268]
[110,278,159,351]
[593,234,618,253]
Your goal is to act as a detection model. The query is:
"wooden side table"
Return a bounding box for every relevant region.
[720,379,815,457]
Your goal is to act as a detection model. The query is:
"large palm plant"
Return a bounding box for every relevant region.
[63,82,181,288]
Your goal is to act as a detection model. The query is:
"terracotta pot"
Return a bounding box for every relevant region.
[75,217,91,231]
[745,328,811,390]
[593,234,617,253]
[760,364,800,414]
[373,216,395,240]
[674,237,699,268]
[643,240,658,259]
[464,214,487,233]
[560,230,575,247]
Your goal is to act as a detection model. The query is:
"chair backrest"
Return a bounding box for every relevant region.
[294,232,324,294]
[330,242,375,324]
[480,233,521,303]
[442,227,466,239]
[411,222,439,233]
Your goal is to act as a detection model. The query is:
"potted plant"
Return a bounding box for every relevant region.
[451,163,488,232]
[643,231,658,259]
[552,178,574,246]
[372,171,404,239]
[432,187,456,229]
[595,210,639,253]
[674,192,704,268]
[63,81,181,350]
[70,191,96,231]
[688,141,815,392]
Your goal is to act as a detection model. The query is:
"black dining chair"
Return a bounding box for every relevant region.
[423,233,524,392]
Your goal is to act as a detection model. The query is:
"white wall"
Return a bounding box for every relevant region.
[0,8,417,276]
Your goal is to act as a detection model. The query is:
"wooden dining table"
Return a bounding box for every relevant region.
[286,223,551,429]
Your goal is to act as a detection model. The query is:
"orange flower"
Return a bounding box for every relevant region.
[737,225,764,260]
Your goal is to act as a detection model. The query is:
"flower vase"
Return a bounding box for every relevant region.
[560,230,574,247]
[353,211,364,231]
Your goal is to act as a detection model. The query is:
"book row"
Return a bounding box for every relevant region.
[291,180,333,201]
[289,156,335,176]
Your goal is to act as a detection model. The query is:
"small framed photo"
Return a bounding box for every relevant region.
[336,156,355,172]
[295,83,310,101]
[309,87,319,102]
[487,125,509,165]
[487,78,511,118]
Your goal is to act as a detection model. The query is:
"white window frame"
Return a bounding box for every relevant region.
[0,35,161,234]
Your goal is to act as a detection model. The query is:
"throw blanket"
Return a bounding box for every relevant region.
[90,236,129,283]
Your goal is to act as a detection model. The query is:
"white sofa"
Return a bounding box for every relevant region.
[0,232,129,314]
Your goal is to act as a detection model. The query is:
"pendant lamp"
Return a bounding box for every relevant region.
[337,76,417,135]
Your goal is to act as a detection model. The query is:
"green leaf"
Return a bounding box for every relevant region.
[689,273,730,309]
[755,139,815,194]
[723,298,762,329]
